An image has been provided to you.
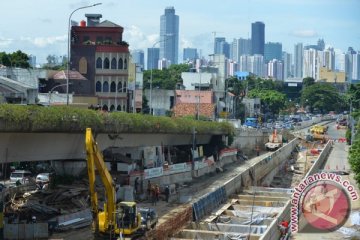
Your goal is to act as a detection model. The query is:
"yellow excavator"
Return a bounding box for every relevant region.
[85,128,142,238]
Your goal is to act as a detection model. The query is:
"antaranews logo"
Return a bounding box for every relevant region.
[291,172,359,233]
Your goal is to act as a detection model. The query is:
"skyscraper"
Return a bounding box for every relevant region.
[230,38,251,63]
[352,53,360,81]
[147,48,160,70]
[214,37,230,58]
[303,48,318,79]
[282,52,292,79]
[183,48,198,62]
[264,42,282,63]
[294,43,303,78]
[160,7,179,65]
[251,21,265,55]
[131,50,144,70]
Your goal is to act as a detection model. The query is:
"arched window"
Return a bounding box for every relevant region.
[102,105,108,111]
[110,105,115,112]
[124,59,127,69]
[95,81,102,92]
[104,58,110,69]
[103,81,109,92]
[110,82,116,92]
[111,58,117,69]
[117,105,122,111]
[123,82,127,91]
[118,58,123,69]
[79,57,87,74]
[117,82,123,92]
[96,57,102,69]
[122,105,126,112]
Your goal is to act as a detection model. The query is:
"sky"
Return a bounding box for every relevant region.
[0,0,359,65]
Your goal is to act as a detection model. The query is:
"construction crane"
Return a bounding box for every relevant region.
[85,128,142,238]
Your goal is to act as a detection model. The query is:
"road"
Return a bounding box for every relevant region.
[293,123,360,240]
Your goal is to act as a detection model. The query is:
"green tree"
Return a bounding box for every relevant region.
[0,50,30,68]
[248,89,286,114]
[301,83,346,113]
[303,77,315,88]
[143,63,191,90]
[349,120,360,185]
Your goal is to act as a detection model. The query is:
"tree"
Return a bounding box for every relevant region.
[303,77,315,88]
[0,50,30,68]
[143,63,191,90]
[248,89,286,114]
[301,83,346,113]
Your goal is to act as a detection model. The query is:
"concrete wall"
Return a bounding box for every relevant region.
[0,132,212,163]
[223,139,299,197]
[260,141,332,240]
[232,128,268,155]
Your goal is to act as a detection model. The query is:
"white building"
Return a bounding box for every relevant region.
[352,53,360,81]
[267,59,284,80]
[303,48,319,79]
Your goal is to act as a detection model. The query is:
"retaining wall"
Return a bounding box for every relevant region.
[259,141,333,240]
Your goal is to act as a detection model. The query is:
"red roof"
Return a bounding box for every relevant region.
[52,70,87,81]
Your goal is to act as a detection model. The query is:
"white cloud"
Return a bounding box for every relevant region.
[290,30,318,38]
[20,35,67,48]
[124,25,159,50]
[0,37,13,47]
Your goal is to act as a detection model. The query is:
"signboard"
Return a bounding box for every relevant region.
[169,163,187,174]
[194,161,207,170]
[144,167,163,179]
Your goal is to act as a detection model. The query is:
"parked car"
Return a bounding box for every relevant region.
[36,172,54,184]
[139,207,158,230]
[10,170,32,183]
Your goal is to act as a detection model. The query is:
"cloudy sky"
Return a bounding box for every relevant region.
[1,0,359,64]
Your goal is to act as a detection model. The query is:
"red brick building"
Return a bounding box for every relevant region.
[70,14,130,111]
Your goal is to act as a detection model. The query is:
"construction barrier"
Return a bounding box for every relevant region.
[192,186,227,222]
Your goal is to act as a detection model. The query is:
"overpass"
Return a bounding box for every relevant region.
[0,131,216,163]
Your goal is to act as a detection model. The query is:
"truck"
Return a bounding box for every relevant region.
[265,129,282,151]
[310,125,328,134]
[85,128,142,238]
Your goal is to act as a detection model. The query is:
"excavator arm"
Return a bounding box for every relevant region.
[85,128,116,233]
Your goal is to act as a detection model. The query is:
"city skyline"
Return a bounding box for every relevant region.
[0,0,359,64]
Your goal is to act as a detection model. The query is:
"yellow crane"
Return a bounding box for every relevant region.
[85,128,141,238]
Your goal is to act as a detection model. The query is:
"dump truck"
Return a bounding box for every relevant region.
[310,125,328,134]
[265,129,282,151]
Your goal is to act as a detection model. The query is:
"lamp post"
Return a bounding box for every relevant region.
[196,69,202,120]
[49,83,71,106]
[67,3,102,106]
[149,37,169,115]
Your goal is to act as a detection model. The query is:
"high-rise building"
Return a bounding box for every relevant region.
[319,48,335,71]
[303,48,319,79]
[267,59,284,80]
[230,38,251,63]
[240,54,264,77]
[147,48,160,70]
[214,37,230,58]
[352,53,360,81]
[294,43,303,78]
[264,42,282,63]
[183,48,198,62]
[160,7,179,65]
[131,50,144,70]
[251,21,265,55]
[70,14,130,111]
[28,55,36,68]
[282,52,292,79]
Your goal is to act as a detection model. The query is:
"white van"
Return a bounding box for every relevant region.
[10,170,32,183]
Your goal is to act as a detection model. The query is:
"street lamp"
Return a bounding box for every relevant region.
[149,37,169,115]
[49,83,72,106]
[67,2,102,106]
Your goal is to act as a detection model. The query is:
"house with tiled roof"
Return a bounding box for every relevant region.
[172,90,215,119]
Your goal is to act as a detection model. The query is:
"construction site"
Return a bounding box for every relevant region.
[1,122,338,240]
